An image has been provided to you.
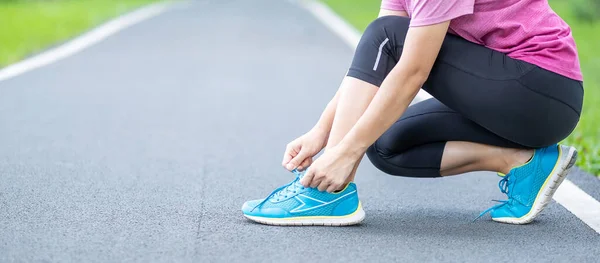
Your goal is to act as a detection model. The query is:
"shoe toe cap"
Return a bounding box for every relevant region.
[491,204,529,219]
[242,199,291,218]
[490,206,516,219]
[241,199,263,214]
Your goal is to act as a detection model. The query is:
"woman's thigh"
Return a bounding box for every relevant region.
[347,15,584,148]
[424,33,582,147]
[373,98,523,156]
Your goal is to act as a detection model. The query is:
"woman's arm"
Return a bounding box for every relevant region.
[339,21,450,156]
[312,9,408,136]
[311,89,339,136]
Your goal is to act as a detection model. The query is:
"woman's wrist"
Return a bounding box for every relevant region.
[307,125,329,148]
[310,124,330,138]
[337,136,368,159]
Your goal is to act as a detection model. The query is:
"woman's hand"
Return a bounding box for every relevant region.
[282,128,328,171]
[300,144,361,193]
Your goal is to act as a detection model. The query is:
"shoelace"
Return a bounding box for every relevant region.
[473,174,513,221]
[251,169,306,212]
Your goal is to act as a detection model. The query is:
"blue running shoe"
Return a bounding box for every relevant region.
[478,144,577,224]
[241,169,365,226]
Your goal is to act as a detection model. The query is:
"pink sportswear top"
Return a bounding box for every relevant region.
[381,0,583,81]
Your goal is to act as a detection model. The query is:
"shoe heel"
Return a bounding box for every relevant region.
[565,148,578,170]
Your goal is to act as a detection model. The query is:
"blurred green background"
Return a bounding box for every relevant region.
[323,0,600,176]
[0,0,598,175]
[0,0,157,66]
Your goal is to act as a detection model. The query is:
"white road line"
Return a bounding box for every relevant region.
[297,0,600,234]
[554,180,600,233]
[0,2,173,83]
[297,0,361,49]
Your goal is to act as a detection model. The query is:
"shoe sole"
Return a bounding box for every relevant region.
[244,203,365,226]
[493,145,577,225]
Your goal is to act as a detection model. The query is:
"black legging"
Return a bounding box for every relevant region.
[346,16,584,178]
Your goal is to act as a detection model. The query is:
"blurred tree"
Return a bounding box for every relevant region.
[572,0,600,22]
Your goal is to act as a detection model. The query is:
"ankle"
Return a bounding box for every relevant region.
[500,148,534,174]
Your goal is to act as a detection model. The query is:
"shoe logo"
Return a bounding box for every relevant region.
[290,190,356,213]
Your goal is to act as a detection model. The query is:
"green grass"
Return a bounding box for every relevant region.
[321,0,381,32]
[549,1,600,175]
[322,0,600,175]
[0,0,158,67]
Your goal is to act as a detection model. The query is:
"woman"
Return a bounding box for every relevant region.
[242,0,583,226]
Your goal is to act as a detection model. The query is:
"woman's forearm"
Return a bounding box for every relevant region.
[311,89,340,135]
[340,67,425,155]
[338,22,448,156]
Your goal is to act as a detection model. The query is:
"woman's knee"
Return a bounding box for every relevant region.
[366,143,441,178]
[348,16,410,86]
[366,144,396,175]
[360,16,409,48]
[365,15,409,36]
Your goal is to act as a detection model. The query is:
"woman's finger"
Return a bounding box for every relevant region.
[286,148,310,171]
[317,179,330,192]
[297,158,312,171]
[300,168,315,187]
[326,183,340,193]
[309,173,322,188]
[282,143,298,167]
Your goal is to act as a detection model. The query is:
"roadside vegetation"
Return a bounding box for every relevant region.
[0,0,158,67]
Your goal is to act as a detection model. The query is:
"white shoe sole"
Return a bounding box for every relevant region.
[493,145,577,225]
[244,203,365,226]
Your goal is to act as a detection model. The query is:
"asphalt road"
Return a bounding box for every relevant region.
[1,0,598,262]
